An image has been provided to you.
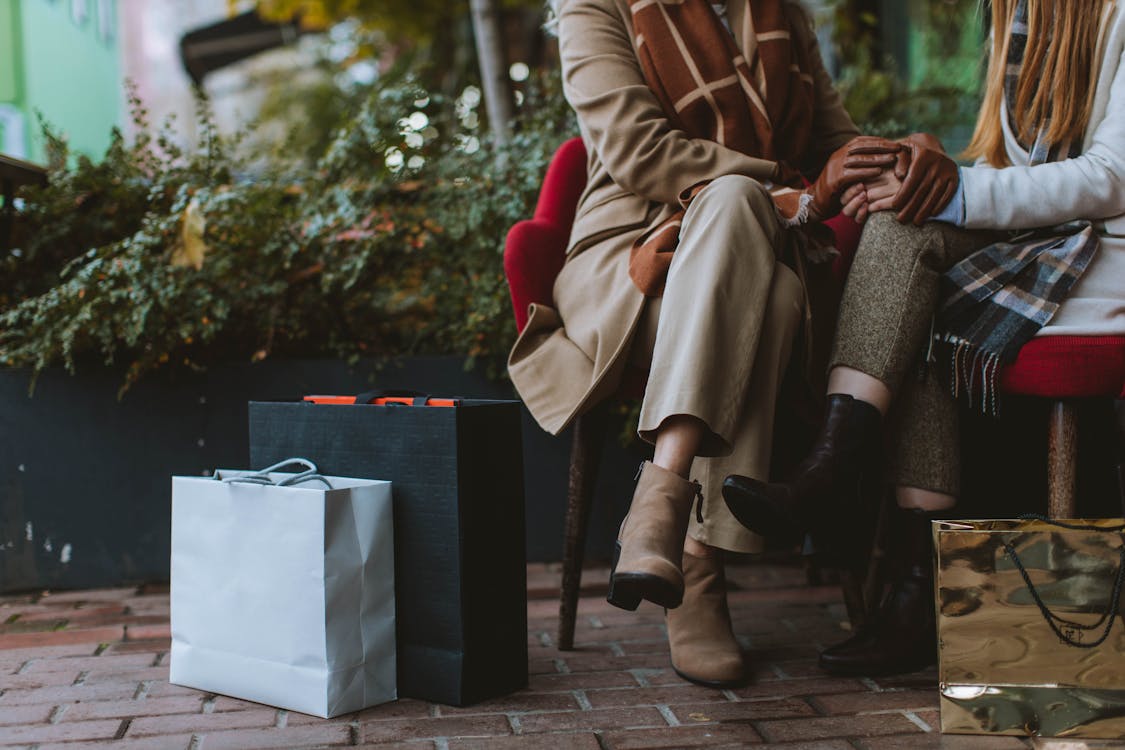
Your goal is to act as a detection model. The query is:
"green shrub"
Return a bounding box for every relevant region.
[830,0,983,149]
[2,1,985,396]
[0,71,576,394]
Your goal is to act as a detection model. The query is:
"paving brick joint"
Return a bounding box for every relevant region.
[0,563,1057,749]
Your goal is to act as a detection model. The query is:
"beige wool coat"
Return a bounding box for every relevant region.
[509,0,860,436]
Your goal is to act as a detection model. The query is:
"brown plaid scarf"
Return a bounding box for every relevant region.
[627,0,815,296]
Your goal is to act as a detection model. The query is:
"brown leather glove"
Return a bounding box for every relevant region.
[806,136,902,220]
[893,142,959,226]
[895,132,945,177]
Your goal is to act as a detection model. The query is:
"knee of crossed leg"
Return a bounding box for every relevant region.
[853,210,947,268]
[698,174,775,219]
[685,175,779,272]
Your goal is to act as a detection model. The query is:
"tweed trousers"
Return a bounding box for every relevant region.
[631,175,806,553]
[830,212,997,496]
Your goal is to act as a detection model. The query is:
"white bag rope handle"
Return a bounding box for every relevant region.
[218,458,333,489]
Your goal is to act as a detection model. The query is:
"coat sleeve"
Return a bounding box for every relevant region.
[558,0,779,206]
[792,2,861,175]
[961,45,1125,230]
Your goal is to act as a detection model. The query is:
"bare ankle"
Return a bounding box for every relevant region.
[652,415,707,477]
[826,366,892,415]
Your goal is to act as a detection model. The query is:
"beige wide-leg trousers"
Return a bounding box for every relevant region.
[829,212,997,495]
[631,175,806,553]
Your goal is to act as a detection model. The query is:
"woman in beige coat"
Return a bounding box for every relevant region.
[510,0,900,687]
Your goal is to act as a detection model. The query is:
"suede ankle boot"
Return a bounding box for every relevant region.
[666,550,747,688]
[608,462,699,611]
[818,506,938,676]
[722,394,882,563]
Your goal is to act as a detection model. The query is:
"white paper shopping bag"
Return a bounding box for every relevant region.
[170,459,396,718]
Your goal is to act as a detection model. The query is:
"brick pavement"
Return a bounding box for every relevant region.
[0,562,1102,749]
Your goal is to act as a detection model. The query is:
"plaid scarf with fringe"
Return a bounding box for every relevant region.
[627,0,815,297]
[935,0,1099,414]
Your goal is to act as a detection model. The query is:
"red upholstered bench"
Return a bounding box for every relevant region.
[999,335,1125,517]
[505,138,586,334]
[504,138,866,649]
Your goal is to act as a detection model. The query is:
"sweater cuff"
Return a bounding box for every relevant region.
[928,168,966,226]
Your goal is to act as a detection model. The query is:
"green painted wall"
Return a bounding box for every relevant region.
[0,3,19,101]
[0,1,24,158]
[0,0,122,163]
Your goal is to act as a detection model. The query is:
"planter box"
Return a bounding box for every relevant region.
[0,356,646,593]
[3,356,1122,593]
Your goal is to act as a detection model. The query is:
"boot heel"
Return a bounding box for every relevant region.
[607,541,642,611]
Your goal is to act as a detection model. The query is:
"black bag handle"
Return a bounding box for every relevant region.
[1002,514,1125,649]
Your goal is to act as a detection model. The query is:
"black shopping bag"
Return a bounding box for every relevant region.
[248,398,527,706]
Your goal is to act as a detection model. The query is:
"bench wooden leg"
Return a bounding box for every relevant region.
[557,405,609,651]
[1047,400,1079,519]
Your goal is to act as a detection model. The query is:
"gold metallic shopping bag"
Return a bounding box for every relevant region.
[935,518,1125,739]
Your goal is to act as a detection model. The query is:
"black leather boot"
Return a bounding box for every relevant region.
[818,505,938,676]
[721,394,882,563]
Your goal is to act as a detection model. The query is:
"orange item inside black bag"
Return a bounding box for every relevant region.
[303,395,458,407]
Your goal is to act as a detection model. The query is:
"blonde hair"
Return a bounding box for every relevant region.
[964,0,1104,167]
